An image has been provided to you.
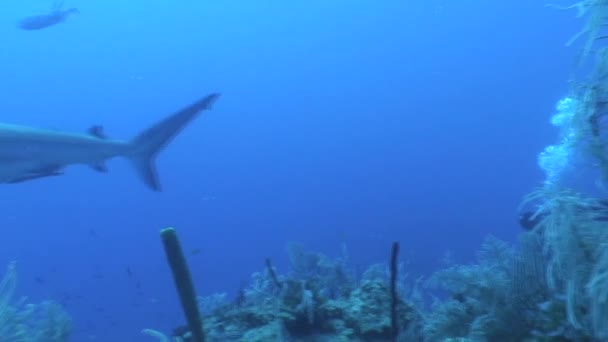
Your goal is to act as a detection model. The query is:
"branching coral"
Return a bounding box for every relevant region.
[0,262,72,342]
[0,262,18,340]
[549,0,608,62]
[519,187,608,339]
[423,237,529,341]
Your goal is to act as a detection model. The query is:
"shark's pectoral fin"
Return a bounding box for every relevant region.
[88,125,107,139]
[90,163,108,173]
[87,127,109,173]
[8,166,64,184]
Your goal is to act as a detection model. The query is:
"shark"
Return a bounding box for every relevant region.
[0,92,220,191]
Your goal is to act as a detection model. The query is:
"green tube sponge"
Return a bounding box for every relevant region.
[160,227,206,342]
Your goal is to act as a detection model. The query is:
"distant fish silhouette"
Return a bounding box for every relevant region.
[17,2,78,31]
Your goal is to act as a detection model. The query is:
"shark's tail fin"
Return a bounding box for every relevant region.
[128,93,220,191]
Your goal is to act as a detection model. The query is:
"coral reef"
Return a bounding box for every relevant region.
[200,243,423,342]
[548,0,608,62]
[0,262,72,341]
[142,197,608,341]
[145,243,424,342]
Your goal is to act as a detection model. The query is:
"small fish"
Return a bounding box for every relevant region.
[518,211,545,231]
[18,4,78,31]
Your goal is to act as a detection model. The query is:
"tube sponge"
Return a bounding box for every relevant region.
[160,227,206,342]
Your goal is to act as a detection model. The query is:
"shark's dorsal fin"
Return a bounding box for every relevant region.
[88,125,106,139]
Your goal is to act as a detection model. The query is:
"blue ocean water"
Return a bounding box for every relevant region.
[0,1,582,340]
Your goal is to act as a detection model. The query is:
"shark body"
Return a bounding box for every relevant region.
[0,93,220,191]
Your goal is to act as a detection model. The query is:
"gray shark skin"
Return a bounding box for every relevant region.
[0,93,220,191]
